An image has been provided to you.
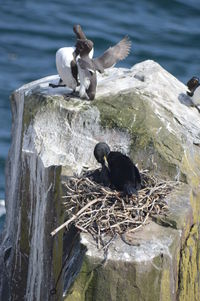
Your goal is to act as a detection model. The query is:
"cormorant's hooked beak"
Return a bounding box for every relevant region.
[103,155,109,170]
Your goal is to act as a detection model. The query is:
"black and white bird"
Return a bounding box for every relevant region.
[187,76,200,106]
[94,142,141,196]
[76,36,131,100]
[50,25,94,91]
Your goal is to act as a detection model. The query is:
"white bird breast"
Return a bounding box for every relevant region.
[55,46,94,91]
[77,63,91,99]
[192,86,200,106]
[56,47,77,89]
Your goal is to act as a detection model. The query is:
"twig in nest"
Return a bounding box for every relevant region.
[51,198,100,236]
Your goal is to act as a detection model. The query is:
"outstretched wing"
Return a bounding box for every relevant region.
[94,36,131,72]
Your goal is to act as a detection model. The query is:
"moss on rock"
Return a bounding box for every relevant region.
[93,92,184,179]
[177,224,200,301]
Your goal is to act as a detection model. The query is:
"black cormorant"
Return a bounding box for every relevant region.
[94,142,141,196]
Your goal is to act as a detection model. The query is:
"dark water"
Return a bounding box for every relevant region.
[0,0,200,230]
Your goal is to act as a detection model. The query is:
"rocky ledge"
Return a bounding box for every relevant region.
[0,60,199,301]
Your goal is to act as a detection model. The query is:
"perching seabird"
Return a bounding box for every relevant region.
[76,36,131,100]
[187,76,200,106]
[94,142,141,196]
[49,25,94,91]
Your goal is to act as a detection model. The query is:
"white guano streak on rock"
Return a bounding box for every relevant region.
[4,89,24,244]
[22,100,131,174]
[25,155,47,301]
[81,233,173,263]
[40,60,200,145]
[98,60,200,143]
[23,60,200,146]
[20,60,200,179]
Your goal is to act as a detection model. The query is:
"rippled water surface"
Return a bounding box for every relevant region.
[0,0,200,229]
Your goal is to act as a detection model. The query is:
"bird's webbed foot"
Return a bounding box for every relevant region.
[69,90,79,97]
[49,78,66,88]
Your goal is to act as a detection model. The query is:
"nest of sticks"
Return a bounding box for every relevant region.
[52,170,178,249]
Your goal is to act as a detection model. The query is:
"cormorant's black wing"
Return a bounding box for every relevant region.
[93,36,131,73]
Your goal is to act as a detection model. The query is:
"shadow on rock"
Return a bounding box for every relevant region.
[178,93,193,107]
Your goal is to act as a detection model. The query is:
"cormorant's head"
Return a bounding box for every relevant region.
[94,142,110,166]
[186,76,200,96]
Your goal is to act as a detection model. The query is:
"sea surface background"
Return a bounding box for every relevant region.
[0,0,200,231]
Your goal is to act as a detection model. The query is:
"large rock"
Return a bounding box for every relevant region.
[0,60,199,301]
